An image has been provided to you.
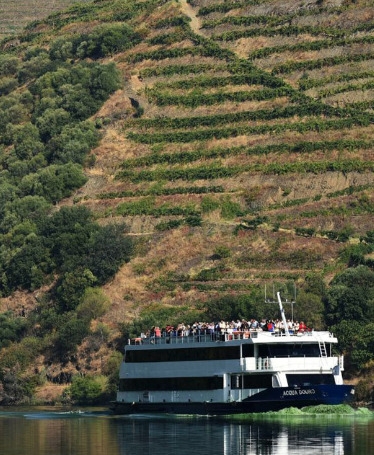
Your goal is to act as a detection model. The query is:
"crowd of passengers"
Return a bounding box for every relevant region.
[144,319,309,339]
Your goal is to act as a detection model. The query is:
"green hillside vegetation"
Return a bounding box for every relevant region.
[0,0,373,405]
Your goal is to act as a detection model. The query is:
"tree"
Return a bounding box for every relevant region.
[76,288,110,320]
[295,290,324,329]
[19,163,87,203]
[55,314,91,356]
[55,269,97,312]
[5,236,52,291]
[68,376,102,404]
[35,108,71,142]
[0,55,19,77]
[46,121,100,164]
[204,293,261,322]
[85,223,133,284]
[40,205,97,269]
[0,183,18,218]
[0,312,28,349]
[0,195,51,233]
[332,320,374,372]
[325,266,374,325]
[9,122,44,160]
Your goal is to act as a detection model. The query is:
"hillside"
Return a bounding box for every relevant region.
[0,0,373,403]
[80,0,374,313]
[0,0,92,38]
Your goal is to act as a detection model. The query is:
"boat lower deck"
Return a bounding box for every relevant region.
[112,384,354,415]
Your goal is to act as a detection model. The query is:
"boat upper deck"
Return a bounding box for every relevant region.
[128,329,337,346]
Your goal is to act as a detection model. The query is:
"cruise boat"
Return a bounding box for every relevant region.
[112,293,354,415]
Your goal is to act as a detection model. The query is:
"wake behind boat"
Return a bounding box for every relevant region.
[112,293,354,415]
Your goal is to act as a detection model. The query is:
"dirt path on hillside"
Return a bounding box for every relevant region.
[179,0,204,36]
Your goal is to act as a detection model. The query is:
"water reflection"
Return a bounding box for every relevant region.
[115,414,374,455]
[0,407,119,455]
[0,408,372,455]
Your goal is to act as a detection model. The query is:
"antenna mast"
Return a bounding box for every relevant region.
[277,292,290,336]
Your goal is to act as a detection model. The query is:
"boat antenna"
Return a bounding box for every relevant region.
[277,292,290,337]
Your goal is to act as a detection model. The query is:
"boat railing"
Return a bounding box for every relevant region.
[127,329,332,345]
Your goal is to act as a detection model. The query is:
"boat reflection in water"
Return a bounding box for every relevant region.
[115,414,366,455]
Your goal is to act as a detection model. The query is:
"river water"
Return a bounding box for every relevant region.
[0,406,373,455]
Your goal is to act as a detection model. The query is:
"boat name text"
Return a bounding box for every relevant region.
[283,389,316,396]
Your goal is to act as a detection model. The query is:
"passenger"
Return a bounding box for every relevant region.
[250,319,259,330]
[241,319,249,330]
[219,320,227,334]
[208,322,215,335]
[267,320,275,332]
[299,321,307,333]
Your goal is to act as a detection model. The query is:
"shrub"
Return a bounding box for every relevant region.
[68,376,103,404]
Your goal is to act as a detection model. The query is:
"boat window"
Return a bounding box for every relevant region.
[242,344,254,357]
[125,346,241,363]
[243,374,273,388]
[231,374,272,389]
[286,374,335,386]
[119,376,223,391]
[258,343,322,358]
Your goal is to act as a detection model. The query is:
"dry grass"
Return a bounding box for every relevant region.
[0,0,93,36]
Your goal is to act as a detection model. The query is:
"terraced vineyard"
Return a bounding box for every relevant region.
[0,0,92,37]
[2,0,374,315]
[71,0,372,311]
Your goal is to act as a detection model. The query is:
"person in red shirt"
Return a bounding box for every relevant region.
[298,321,307,332]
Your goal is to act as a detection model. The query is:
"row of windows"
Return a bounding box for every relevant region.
[119,374,274,391]
[286,374,335,386]
[124,343,328,363]
[259,344,323,358]
[119,376,223,391]
[125,346,241,363]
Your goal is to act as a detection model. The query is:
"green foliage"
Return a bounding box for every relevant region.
[39,205,95,269]
[19,163,87,203]
[55,314,91,356]
[331,320,374,371]
[220,196,244,219]
[0,77,18,95]
[272,51,374,75]
[55,269,97,312]
[0,203,132,296]
[0,312,28,349]
[214,246,231,259]
[295,291,324,329]
[0,336,43,372]
[201,195,220,213]
[46,121,100,165]
[35,108,71,142]
[203,290,264,321]
[0,55,20,77]
[77,24,141,59]
[146,86,293,107]
[325,266,374,325]
[295,227,316,237]
[101,351,123,396]
[0,195,51,233]
[68,376,103,404]
[76,288,110,320]
[84,223,133,285]
[5,236,53,291]
[155,219,183,231]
